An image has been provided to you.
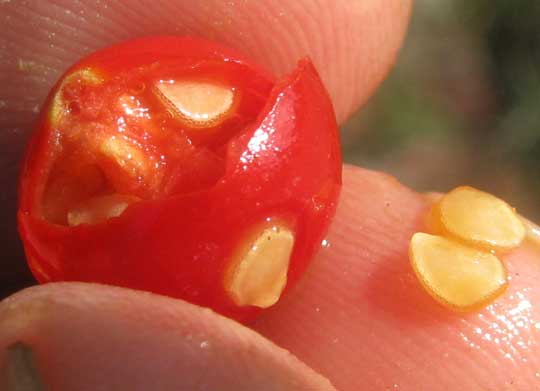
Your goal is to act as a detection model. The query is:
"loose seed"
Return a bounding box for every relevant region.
[438,186,525,251]
[410,232,507,311]
[519,215,540,247]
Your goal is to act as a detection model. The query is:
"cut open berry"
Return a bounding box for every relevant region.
[18,36,342,322]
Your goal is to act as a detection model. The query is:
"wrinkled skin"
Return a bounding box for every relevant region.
[2,1,540,390]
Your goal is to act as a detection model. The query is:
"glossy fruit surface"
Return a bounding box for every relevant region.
[18,36,342,322]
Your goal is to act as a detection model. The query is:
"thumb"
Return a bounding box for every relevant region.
[0,283,335,391]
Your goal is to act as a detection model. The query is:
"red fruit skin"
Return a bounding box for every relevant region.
[18,36,342,323]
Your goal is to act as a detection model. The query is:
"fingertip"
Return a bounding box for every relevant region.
[254,164,540,390]
[0,283,335,391]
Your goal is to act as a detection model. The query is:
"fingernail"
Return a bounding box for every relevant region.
[4,342,44,391]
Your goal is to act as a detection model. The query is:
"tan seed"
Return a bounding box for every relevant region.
[225,226,295,308]
[155,80,234,127]
[68,194,139,226]
[410,232,507,311]
[438,186,525,251]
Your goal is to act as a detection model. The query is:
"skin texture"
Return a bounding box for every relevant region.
[2,167,540,390]
[4,1,540,390]
[0,283,335,391]
[255,166,540,390]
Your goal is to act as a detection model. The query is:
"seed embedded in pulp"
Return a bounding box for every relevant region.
[155,80,235,127]
[67,194,139,226]
[225,225,295,308]
[410,233,507,311]
[100,137,148,179]
[438,186,525,251]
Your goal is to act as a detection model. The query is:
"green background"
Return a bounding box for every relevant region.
[343,0,540,221]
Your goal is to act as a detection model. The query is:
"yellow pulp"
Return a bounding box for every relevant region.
[225,226,295,308]
[438,186,525,251]
[410,233,507,311]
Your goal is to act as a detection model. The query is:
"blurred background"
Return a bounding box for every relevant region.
[342,0,540,221]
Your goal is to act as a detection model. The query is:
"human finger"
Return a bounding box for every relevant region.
[0,282,334,390]
[254,165,540,390]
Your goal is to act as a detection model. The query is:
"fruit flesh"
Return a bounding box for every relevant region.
[410,233,507,311]
[40,64,264,226]
[438,186,525,251]
[49,68,104,125]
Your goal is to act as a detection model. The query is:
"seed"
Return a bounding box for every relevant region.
[67,194,139,226]
[155,80,235,128]
[410,233,507,311]
[225,225,295,308]
[519,215,540,247]
[438,186,525,251]
[99,137,149,182]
